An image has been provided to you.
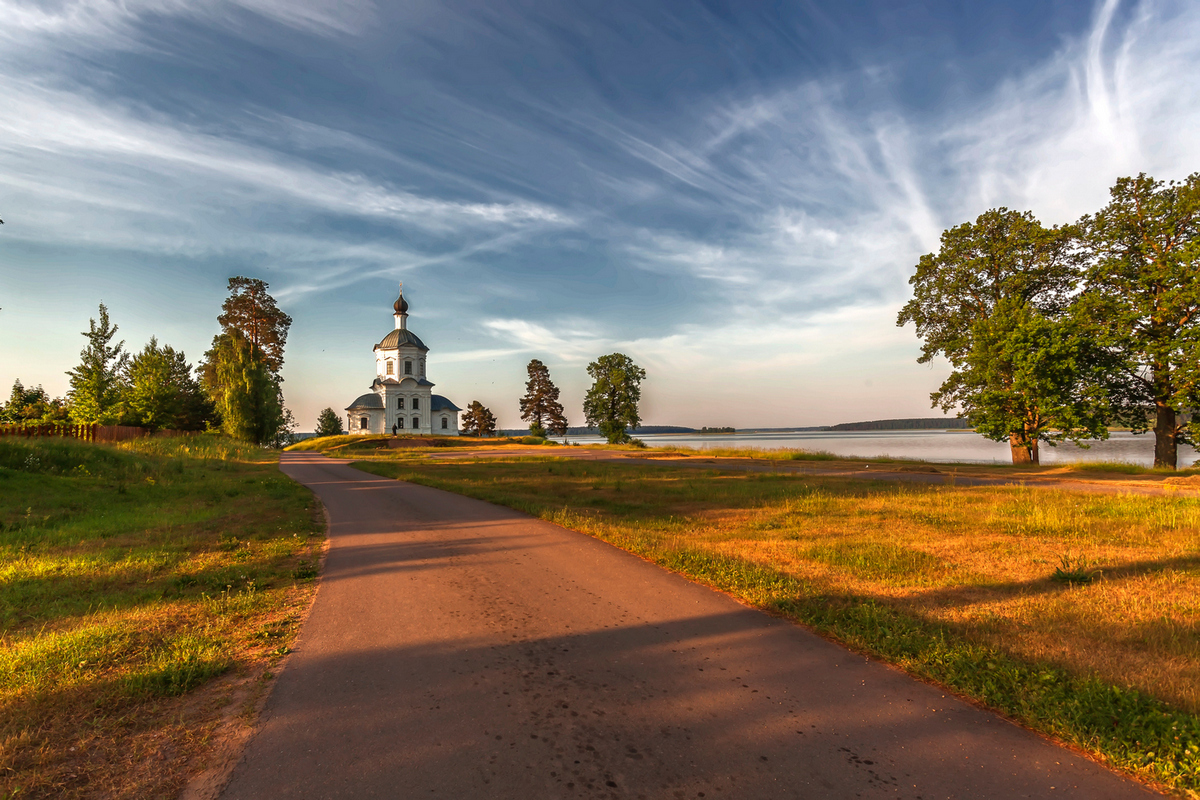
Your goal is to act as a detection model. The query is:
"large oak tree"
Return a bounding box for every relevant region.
[1078,173,1200,468]
[896,208,1096,464]
[583,353,646,444]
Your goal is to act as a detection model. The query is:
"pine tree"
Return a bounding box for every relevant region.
[66,303,128,424]
[461,401,497,437]
[200,279,292,445]
[216,277,293,374]
[583,353,646,444]
[519,359,568,437]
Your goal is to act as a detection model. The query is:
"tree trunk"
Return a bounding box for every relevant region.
[1154,401,1177,469]
[1009,433,1035,465]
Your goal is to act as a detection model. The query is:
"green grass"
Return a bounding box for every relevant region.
[0,434,324,800]
[351,456,1200,795]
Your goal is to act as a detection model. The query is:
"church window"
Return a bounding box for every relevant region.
[404,360,412,375]
[441,417,448,430]
[412,398,419,410]
[397,417,404,429]
[386,360,393,375]
[412,416,419,429]
[397,397,404,410]
[359,417,368,430]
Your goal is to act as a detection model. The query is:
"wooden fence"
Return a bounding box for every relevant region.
[0,424,191,442]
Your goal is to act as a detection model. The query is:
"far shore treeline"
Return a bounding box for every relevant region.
[899,171,1200,469]
[3,277,295,447]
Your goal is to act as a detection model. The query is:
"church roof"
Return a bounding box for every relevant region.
[346,393,384,410]
[375,329,428,351]
[374,377,435,387]
[431,394,461,412]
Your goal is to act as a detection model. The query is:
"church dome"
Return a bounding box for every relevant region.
[346,393,384,410]
[393,290,409,315]
[376,329,429,351]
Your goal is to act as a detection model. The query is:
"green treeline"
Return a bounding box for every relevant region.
[4,277,295,447]
[828,418,971,432]
[898,172,1200,468]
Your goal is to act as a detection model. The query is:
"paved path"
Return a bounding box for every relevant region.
[220,452,1158,799]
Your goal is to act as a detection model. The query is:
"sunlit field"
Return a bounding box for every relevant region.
[0,435,323,799]
[353,454,1200,794]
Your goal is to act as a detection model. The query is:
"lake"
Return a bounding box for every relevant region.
[566,429,1198,467]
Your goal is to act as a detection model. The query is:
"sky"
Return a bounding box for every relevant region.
[2,0,1199,431]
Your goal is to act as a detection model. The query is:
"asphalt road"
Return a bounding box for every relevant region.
[219,452,1158,799]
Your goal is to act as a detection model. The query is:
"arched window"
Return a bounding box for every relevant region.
[397,397,404,410]
[441,417,448,429]
[386,360,394,375]
[404,360,413,375]
[397,417,404,429]
[359,417,368,430]
[412,416,419,429]
[411,398,419,410]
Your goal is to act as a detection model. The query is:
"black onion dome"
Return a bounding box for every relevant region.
[393,291,409,315]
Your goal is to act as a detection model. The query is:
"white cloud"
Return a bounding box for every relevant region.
[611,0,1200,319]
[0,0,375,53]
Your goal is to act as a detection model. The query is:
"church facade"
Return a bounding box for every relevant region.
[345,287,461,435]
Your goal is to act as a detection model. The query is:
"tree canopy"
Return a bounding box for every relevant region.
[954,300,1113,463]
[897,209,1098,464]
[519,359,567,437]
[201,278,293,446]
[2,380,69,424]
[122,338,210,431]
[203,331,286,445]
[315,407,345,438]
[461,400,497,437]
[583,353,646,444]
[1078,173,1200,468]
[216,277,293,375]
[66,303,128,425]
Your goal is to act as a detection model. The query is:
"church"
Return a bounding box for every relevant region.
[345,287,461,435]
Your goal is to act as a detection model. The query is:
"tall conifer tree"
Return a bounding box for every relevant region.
[66,303,128,424]
[519,359,567,436]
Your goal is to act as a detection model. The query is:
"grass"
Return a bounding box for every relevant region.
[0,434,323,800]
[351,455,1200,795]
[285,432,564,453]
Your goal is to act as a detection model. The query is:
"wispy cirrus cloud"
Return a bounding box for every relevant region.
[0,0,375,52]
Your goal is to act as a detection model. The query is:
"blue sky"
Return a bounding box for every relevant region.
[2,0,1199,430]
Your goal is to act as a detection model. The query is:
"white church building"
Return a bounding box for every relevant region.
[345,287,461,435]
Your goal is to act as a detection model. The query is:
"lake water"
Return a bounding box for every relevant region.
[566,430,1198,467]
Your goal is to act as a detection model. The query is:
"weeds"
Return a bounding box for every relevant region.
[1051,553,1101,584]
